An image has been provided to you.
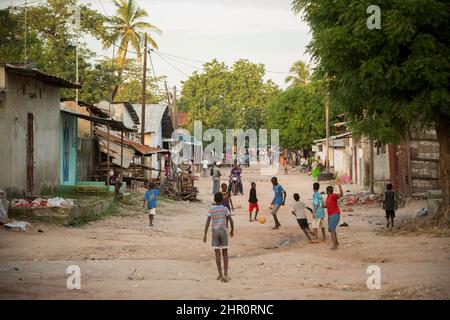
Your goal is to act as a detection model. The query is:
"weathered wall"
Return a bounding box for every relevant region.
[0,71,60,197]
[60,112,77,185]
[409,132,440,196]
[76,137,94,181]
[373,149,390,193]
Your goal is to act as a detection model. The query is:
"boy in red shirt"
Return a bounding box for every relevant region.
[323,181,343,250]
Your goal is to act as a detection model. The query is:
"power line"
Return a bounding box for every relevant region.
[154,51,190,78]
[96,0,107,16]
[156,50,205,64]
[154,50,292,75]
[156,51,203,71]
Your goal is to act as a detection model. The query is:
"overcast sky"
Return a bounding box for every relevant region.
[3,0,312,91]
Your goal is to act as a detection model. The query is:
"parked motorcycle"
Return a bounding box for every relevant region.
[230,175,239,196]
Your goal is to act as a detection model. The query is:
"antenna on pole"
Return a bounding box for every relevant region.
[24,0,27,65]
[68,4,80,110]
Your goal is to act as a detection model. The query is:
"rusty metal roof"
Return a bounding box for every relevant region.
[94,127,161,156]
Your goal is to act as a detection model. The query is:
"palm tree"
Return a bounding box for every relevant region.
[285,60,310,87]
[104,0,161,100]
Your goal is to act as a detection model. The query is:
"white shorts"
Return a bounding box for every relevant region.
[148,208,156,215]
[311,218,324,229]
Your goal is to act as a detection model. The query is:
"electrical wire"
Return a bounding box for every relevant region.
[153,51,190,77]
[155,51,203,71]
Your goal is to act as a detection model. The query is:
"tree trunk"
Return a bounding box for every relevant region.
[435,120,450,221]
[111,48,128,102]
[369,139,375,194]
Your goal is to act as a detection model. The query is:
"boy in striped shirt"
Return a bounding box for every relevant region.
[203,192,235,282]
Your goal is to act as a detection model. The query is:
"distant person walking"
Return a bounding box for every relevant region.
[143,182,160,227]
[383,183,398,228]
[212,162,221,195]
[311,158,320,182]
[202,159,209,177]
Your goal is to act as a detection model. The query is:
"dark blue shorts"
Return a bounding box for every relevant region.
[328,214,340,232]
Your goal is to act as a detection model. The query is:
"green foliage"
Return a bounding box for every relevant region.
[292,0,450,143]
[0,1,163,104]
[267,82,335,149]
[179,59,280,135]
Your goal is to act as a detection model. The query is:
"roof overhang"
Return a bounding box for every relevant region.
[3,64,81,89]
[61,109,135,132]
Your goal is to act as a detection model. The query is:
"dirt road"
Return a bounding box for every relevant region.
[0,166,449,299]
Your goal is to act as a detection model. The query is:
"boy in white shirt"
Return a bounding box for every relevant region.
[291,193,315,242]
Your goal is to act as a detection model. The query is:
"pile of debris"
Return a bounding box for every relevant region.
[339,191,383,208]
[162,172,199,201]
[11,197,76,208]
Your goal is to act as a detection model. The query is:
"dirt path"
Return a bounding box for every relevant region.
[0,166,449,299]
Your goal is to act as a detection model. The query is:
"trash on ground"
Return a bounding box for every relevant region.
[11,197,76,208]
[4,220,31,231]
[128,268,144,280]
[338,191,382,207]
[416,208,428,217]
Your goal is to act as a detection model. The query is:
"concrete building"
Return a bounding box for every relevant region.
[312,132,365,185]
[0,64,79,197]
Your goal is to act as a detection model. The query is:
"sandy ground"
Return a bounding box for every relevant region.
[0,165,449,300]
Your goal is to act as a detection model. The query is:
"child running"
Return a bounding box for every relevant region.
[323,181,344,250]
[143,182,160,227]
[203,192,234,282]
[248,182,259,222]
[221,183,234,213]
[291,193,314,241]
[270,177,286,230]
[383,183,398,228]
[311,182,326,242]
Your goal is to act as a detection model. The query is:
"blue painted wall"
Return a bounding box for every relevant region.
[60,112,77,186]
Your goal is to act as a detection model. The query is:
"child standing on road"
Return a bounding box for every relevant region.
[323,182,344,250]
[291,193,314,241]
[203,192,234,282]
[311,182,326,242]
[221,183,234,213]
[270,177,286,230]
[143,182,160,227]
[248,182,259,222]
[383,183,398,228]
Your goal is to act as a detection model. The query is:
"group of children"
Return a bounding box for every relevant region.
[143,175,398,283]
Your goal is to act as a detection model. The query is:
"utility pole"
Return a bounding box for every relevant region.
[325,90,330,171]
[164,80,173,126]
[172,85,178,129]
[141,33,148,146]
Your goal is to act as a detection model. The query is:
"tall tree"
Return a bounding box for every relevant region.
[284,60,310,87]
[292,0,450,218]
[104,0,161,100]
[267,82,337,149]
[179,59,280,137]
